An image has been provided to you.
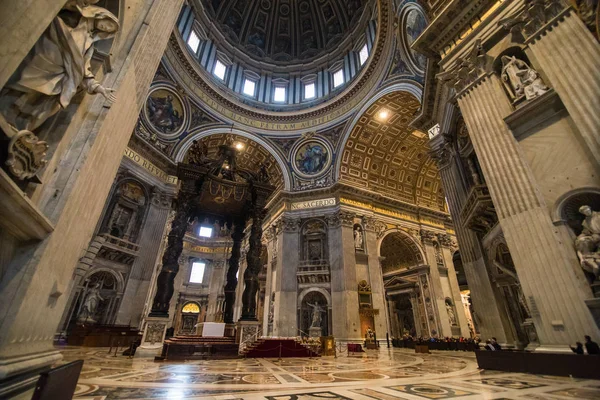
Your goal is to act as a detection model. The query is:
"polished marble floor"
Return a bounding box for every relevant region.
[60,346,600,400]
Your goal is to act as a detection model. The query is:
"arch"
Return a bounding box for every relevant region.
[335,84,445,211]
[551,187,600,233]
[173,125,292,191]
[377,228,426,262]
[82,267,125,294]
[181,301,201,313]
[297,287,332,308]
[335,81,423,161]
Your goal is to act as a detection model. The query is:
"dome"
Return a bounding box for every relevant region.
[199,0,370,64]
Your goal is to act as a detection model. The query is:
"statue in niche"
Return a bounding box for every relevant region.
[445,301,457,326]
[78,283,104,322]
[500,55,549,103]
[0,0,119,133]
[575,205,600,283]
[307,301,324,328]
[353,224,364,251]
[187,140,208,165]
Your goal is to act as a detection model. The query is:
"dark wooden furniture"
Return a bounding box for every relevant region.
[475,350,600,379]
[31,360,83,400]
[68,324,141,347]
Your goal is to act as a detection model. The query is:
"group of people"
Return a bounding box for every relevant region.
[570,335,600,355]
[392,335,482,351]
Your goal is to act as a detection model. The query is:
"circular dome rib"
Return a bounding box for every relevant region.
[204,0,368,63]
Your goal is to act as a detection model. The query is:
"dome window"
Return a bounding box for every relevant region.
[187,30,200,54]
[333,69,345,88]
[304,82,316,100]
[199,226,212,238]
[213,59,227,81]
[359,43,369,66]
[243,78,256,97]
[274,86,287,103]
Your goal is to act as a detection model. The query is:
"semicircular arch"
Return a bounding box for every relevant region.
[378,229,426,273]
[174,125,292,191]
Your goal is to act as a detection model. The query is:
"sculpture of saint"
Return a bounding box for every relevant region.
[500,55,548,102]
[307,301,324,328]
[78,282,104,322]
[445,302,457,326]
[0,0,119,132]
[353,225,364,250]
[575,205,600,283]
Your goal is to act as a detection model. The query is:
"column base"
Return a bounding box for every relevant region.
[0,349,62,399]
[236,320,261,354]
[139,317,169,349]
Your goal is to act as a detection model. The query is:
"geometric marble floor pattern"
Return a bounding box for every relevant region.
[59,346,600,400]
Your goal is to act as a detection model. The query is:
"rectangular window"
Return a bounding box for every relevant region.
[359,43,369,66]
[213,59,227,81]
[187,30,201,54]
[304,82,316,100]
[199,226,212,238]
[243,79,256,96]
[190,262,205,283]
[333,69,345,88]
[274,86,286,103]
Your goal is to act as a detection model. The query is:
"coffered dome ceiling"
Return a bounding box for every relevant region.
[201,0,370,63]
[339,91,445,211]
[380,232,423,274]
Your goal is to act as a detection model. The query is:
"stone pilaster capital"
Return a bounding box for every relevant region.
[282,216,301,233]
[498,0,569,41]
[151,189,174,209]
[438,39,492,96]
[437,233,454,248]
[325,210,355,228]
[420,229,437,245]
[363,216,387,238]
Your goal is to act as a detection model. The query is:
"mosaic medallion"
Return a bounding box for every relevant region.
[292,139,331,178]
[143,86,186,138]
[399,5,428,75]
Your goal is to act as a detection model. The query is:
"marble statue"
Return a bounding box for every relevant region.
[353,225,364,250]
[501,55,548,102]
[446,302,457,326]
[0,0,119,180]
[307,301,324,328]
[0,0,119,132]
[575,205,600,282]
[79,283,103,322]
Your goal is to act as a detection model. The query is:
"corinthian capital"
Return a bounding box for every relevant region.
[282,217,301,233]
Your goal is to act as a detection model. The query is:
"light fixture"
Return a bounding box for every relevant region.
[235,142,244,150]
[377,109,390,121]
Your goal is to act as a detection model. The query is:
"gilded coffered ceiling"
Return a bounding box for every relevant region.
[183,133,284,190]
[339,91,445,210]
[201,0,369,63]
[380,232,423,274]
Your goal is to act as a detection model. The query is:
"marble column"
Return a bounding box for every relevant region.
[458,73,599,349]
[328,211,362,341]
[421,232,452,337]
[439,240,471,338]
[117,190,172,327]
[241,208,267,321]
[223,220,245,324]
[363,219,388,339]
[523,8,600,166]
[430,135,512,343]
[272,217,299,337]
[149,187,195,318]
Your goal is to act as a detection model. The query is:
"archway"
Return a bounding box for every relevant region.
[379,230,424,338]
[337,90,444,211]
[179,301,201,335]
[298,288,331,337]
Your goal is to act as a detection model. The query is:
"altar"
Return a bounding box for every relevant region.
[196,322,226,337]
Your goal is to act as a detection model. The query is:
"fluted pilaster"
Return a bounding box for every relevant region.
[458,74,599,347]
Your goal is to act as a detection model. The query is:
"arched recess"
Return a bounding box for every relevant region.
[378,229,426,267]
[551,187,600,236]
[336,85,445,211]
[297,288,332,337]
[173,126,292,191]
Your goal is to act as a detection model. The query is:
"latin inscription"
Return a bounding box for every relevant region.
[290,198,337,210]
